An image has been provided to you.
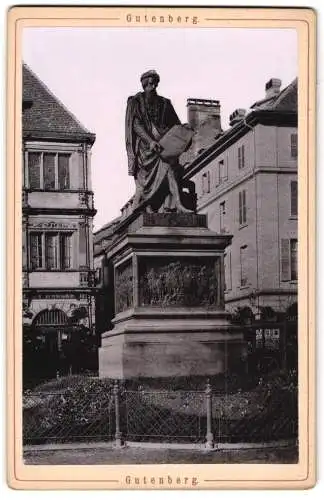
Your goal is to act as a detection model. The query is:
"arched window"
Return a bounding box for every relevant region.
[33,309,68,326]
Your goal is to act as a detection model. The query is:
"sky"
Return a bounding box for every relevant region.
[22,27,298,230]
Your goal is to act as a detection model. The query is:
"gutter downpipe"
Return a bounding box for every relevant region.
[243,114,260,318]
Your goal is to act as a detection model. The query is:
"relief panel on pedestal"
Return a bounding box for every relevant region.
[115,259,134,314]
[138,256,221,308]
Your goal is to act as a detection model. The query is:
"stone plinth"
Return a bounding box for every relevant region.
[99,213,246,379]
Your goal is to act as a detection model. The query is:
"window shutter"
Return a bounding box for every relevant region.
[207,171,210,193]
[239,191,242,225]
[242,190,247,224]
[281,239,290,281]
[291,134,298,158]
[224,253,227,291]
[238,147,241,169]
[290,239,298,281]
[224,158,228,180]
[242,145,245,168]
[290,181,298,216]
[228,251,232,290]
[240,246,248,286]
[216,164,220,186]
[225,251,232,290]
[220,202,225,231]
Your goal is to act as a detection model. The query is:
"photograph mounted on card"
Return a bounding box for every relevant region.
[6,5,316,491]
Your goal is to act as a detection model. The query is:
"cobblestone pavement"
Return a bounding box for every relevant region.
[24,444,298,465]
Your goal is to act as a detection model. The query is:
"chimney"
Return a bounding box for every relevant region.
[265,78,282,98]
[187,98,222,132]
[229,108,246,127]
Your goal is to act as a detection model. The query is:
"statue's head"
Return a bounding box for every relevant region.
[140,70,160,93]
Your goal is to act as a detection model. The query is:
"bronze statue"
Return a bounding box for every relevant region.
[125,70,196,213]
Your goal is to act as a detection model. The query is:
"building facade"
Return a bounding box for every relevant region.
[22,64,97,384]
[184,78,298,371]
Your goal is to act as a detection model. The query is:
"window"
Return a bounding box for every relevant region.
[30,233,42,270]
[290,239,298,281]
[240,245,248,287]
[28,153,41,189]
[202,171,211,194]
[58,154,70,190]
[238,145,245,169]
[60,233,72,270]
[224,251,232,291]
[239,190,247,226]
[34,309,68,326]
[290,180,298,217]
[29,232,73,270]
[217,159,228,184]
[27,151,71,190]
[220,201,226,232]
[281,238,298,281]
[45,233,59,269]
[43,153,56,190]
[291,133,298,158]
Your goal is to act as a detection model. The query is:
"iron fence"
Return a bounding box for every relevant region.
[211,386,298,444]
[23,379,298,447]
[23,388,115,445]
[122,389,205,443]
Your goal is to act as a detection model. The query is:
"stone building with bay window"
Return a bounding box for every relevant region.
[22,63,97,384]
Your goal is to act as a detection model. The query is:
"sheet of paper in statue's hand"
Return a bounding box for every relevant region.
[159,124,194,160]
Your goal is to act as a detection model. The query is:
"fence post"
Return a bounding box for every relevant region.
[205,379,214,450]
[113,379,124,448]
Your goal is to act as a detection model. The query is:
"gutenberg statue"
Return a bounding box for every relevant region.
[125,70,196,213]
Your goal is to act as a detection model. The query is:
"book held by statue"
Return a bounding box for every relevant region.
[159,124,194,160]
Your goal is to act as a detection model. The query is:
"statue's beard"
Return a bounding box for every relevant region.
[145,89,157,101]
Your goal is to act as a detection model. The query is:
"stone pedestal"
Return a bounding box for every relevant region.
[99,212,246,379]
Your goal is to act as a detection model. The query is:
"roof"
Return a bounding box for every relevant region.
[22,63,95,144]
[250,78,298,112]
[184,77,297,180]
[94,216,121,241]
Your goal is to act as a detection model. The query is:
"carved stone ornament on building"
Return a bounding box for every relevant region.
[36,293,80,300]
[29,221,78,230]
[139,257,219,308]
[79,192,88,207]
[80,272,89,287]
[79,192,94,209]
[22,272,29,288]
[22,191,28,208]
[115,260,134,314]
[79,270,96,288]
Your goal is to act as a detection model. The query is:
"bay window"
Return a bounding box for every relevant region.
[29,232,73,270]
[27,151,71,190]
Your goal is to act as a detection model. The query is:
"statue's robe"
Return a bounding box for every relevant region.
[125,91,182,211]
